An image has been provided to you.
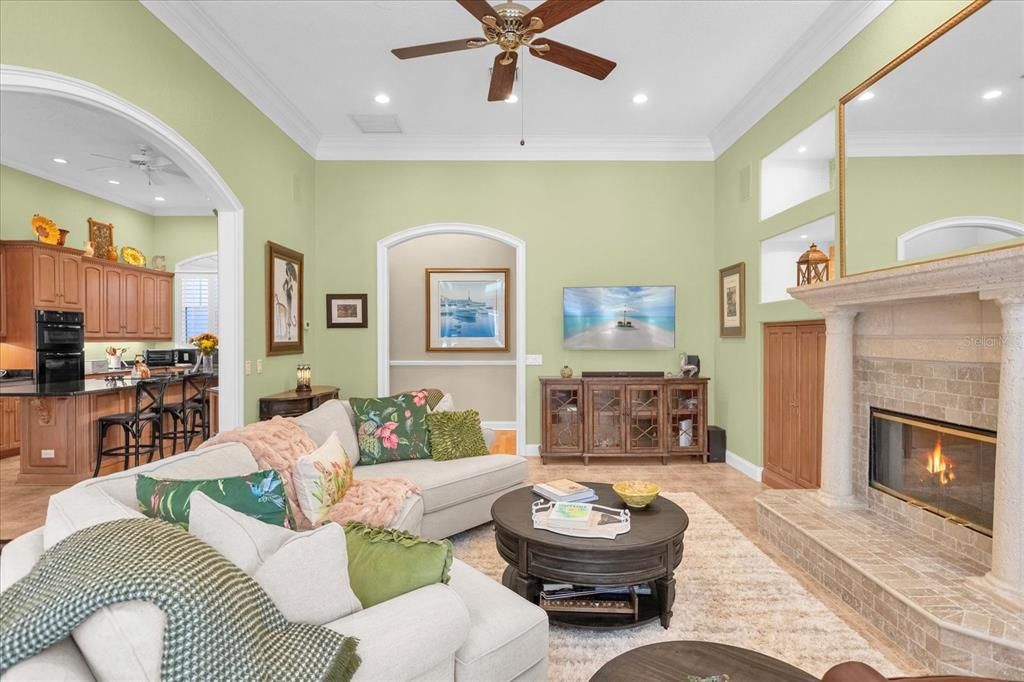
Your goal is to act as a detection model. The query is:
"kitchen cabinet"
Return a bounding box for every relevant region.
[0,247,7,338]
[156,275,173,338]
[121,268,141,337]
[0,398,21,457]
[83,261,104,338]
[89,259,174,341]
[140,272,157,337]
[32,244,82,311]
[102,265,124,336]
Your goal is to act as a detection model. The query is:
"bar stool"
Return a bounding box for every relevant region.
[158,372,213,455]
[95,378,169,477]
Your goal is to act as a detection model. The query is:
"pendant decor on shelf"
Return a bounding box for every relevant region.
[796,243,830,286]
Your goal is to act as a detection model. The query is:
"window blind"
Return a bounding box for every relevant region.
[179,273,218,345]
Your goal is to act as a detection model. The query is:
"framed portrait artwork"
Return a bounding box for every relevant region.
[326,293,368,328]
[425,268,509,352]
[719,261,745,338]
[266,241,304,355]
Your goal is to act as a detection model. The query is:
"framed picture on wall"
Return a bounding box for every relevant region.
[87,217,115,260]
[425,268,509,352]
[326,293,368,328]
[719,261,746,338]
[266,241,304,355]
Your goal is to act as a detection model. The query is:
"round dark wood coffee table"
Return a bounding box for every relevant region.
[491,482,689,629]
[590,641,818,682]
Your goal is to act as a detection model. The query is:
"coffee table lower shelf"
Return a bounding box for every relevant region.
[540,594,663,630]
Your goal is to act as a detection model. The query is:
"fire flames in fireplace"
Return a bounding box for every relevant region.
[924,436,955,485]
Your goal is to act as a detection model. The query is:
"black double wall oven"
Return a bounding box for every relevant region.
[35,310,86,384]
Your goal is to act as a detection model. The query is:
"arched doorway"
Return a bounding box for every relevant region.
[377,224,526,455]
[0,65,245,429]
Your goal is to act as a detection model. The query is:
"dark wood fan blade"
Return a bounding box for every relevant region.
[456,0,498,23]
[522,0,603,32]
[488,51,518,101]
[392,38,484,59]
[529,39,615,80]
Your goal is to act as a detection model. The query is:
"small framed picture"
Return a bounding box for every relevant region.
[266,241,304,355]
[719,261,745,338]
[426,268,509,352]
[326,294,368,328]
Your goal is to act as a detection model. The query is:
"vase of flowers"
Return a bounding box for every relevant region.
[188,332,218,373]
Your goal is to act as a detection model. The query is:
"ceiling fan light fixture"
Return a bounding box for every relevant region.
[374,93,391,104]
[632,93,648,104]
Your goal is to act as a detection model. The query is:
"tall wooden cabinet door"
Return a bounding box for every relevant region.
[585,383,625,454]
[103,266,124,336]
[0,399,20,454]
[795,324,826,488]
[33,248,61,307]
[763,325,799,487]
[625,383,664,453]
[156,275,173,339]
[542,382,583,454]
[83,262,104,338]
[140,272,157,337]
[121,269,142,337]
[58,254,83,309]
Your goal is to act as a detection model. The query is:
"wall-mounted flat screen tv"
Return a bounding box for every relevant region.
[563,286,676,350]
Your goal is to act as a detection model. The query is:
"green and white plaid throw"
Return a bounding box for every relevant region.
[0,518,359,681]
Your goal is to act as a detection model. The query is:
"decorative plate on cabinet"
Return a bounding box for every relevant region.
[120,246,146,267]
[32,214,59,244]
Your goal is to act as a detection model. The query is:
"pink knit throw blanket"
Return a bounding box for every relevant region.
[199,416,418,530]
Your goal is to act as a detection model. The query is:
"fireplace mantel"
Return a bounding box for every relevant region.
[787,244,1024,310]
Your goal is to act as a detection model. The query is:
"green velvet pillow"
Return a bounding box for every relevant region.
[136,469,290,529]
[343,522,453,608]
[350,392,431,465]
[426,409,490,461]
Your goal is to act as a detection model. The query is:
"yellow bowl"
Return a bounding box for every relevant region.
[612,480,661,508]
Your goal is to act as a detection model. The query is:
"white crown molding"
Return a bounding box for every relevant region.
[709,0,893,157]
[141,0,320,157]
[846,132,1024,158]
[1,157,213,217]
[317,135,715,161]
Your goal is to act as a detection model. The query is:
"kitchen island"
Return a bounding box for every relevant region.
[0,373,218,485]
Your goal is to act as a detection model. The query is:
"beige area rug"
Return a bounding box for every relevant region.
[451,492,906,682]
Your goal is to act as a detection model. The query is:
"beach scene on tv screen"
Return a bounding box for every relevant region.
[563,286,676,350]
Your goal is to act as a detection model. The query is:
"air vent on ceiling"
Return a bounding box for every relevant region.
[348,114,403,134]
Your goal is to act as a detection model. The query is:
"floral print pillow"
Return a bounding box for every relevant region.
[136,469,290,529]
[350,391,432,465]
[293,432,353,525]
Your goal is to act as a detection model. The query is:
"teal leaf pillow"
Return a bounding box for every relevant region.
[426,409,491,461]
[350,392,431,465]
[136,469,290,529]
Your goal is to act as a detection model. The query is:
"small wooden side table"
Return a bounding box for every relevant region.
[258,385,339,421]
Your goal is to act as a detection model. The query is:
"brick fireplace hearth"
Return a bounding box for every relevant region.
[757,246,1024,678]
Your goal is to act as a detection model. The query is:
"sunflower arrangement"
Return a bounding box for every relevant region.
[188,332,219,355]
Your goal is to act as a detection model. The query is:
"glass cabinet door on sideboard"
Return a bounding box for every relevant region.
[626,383,664,453]
[542,381,583,454]
[667,380,707,457]
[585,383,625,454]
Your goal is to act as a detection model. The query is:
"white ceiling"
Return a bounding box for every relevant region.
[846,0,1024,157]
[0,91,212,215]
[144,0,892,160]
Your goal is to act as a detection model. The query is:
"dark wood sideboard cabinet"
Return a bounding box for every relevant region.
[539,377,709,465]
[258,385,339,420]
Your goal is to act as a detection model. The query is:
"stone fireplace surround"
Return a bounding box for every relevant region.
[757,245,1024,678]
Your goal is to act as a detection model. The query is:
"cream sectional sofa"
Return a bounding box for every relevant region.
[0,405,546,681]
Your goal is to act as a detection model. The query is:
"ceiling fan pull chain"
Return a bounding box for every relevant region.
[520,54,526,147]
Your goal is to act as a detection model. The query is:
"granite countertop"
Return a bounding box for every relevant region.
[0,372,217,397]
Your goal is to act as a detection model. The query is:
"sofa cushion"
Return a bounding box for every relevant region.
[189,493,362,624]
[295,399,360,467]
[447,559,549,681]
[343,522,452,608]
[349,392,432,465]
[426,409,490,461]
[136,469,290,529]
[44,485,146,550]
[292,432,353,525]
[352,454,526,514]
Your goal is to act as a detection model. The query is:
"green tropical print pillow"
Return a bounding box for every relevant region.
[426,409,491,461]
[350,391,432,465]
[136,469,290,529]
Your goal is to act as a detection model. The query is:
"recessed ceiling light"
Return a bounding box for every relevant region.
[800,234,809,239]
[107,179,120,185]
[374,93,390,104]
[505,94,518,103]
[857,91,875,102]
[632,93,648,104]
[52,157,68,164]
[798,146,808,153]
[982,89,1003,100]
[154,196,166,202]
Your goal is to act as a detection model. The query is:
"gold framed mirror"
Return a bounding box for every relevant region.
[838,0,1024,277]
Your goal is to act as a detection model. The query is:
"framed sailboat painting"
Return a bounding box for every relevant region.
[426,268,509,352]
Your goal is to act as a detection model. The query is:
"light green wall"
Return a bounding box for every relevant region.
[712,0,975,466]
[0,164,155,254]
[846,155,1024,274]
[314,162,717,443]
[151,215,218,273]
[1,0,316,422]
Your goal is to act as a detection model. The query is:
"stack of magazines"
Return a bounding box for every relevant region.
[532,479,598,503]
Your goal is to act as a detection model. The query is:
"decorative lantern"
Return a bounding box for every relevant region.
[797,243,830,286]
[295,364,311,392]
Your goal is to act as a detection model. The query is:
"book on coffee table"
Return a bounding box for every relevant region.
[532,479,597,503]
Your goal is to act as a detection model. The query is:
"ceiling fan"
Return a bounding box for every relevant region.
[87,145,186,186]
[392,0,615,102]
